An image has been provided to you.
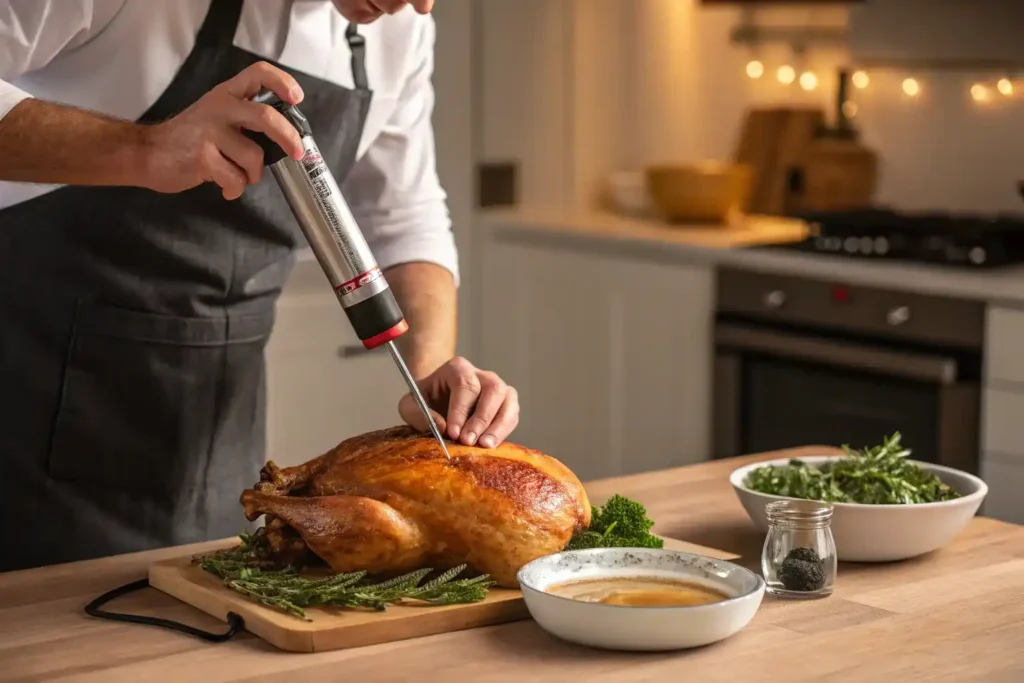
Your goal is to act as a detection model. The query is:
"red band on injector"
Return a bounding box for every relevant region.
[362,319,409,350]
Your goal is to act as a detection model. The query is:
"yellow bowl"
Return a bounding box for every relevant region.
[645,163,753,224]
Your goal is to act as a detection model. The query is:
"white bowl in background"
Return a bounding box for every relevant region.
[605,170,653,216]
[517,547,765,651]
[730,456,988,562]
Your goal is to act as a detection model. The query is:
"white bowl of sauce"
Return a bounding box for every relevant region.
[517,548,765,651]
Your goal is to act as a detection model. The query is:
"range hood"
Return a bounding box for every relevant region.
[848,0,1024,67]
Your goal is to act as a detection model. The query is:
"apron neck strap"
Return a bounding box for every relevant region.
[345,23,369,91]
[202,2,369,92]
[200,0,246,49]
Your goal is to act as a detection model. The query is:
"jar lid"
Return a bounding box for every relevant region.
[765,499,834,524]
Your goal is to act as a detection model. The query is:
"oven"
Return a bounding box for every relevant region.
[712,267,984,474]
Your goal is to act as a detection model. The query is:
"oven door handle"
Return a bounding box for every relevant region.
[714,322,959,385]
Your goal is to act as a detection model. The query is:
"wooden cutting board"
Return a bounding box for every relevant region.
[149,537,741,653]
[733,108,790,214]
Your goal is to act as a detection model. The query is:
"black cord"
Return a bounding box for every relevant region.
[84,578,245,643]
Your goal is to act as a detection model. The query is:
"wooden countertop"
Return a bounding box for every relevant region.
[5,447,1024,682]
[480,207,1024,306]
[482,206,811,251]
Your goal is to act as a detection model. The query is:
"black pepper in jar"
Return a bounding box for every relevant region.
[778,547,827,592]
[762,500,836,598]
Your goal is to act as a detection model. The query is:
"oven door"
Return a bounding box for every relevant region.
[712,322,980,473]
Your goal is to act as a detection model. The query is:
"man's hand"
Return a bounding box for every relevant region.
[331,0,434,24]
[142,62,306,200]
[398,357,520,449]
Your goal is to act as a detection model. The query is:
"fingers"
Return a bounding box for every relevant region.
[221,61,304,105]
[442,357,481,442]
[460,372,507,447]
[478,387,520,449]
[398,392,447,434]
[393,357,519,450]
[226,98,304,160]
[200,144,247,200]
[215,62,304,161]
[217,130,265,185]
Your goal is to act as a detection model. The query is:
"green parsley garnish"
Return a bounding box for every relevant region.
[565,494,664,550]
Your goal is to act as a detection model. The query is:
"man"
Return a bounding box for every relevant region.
[0,0,519,573]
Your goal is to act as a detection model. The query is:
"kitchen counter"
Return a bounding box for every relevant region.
[482,207,1024,306]
[5,448,1024,682]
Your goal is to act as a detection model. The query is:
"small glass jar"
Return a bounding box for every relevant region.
[761,500,837,599]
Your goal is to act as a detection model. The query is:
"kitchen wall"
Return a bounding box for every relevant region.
[479,0,1024,214]
[430,0,476,357]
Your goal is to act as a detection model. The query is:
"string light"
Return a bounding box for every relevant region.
[970,83,991,103]
[746,55,1020,109]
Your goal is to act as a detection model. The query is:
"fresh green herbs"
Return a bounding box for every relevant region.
[195,532,494,620]
[743,432,961,505]
[565,494,665,551]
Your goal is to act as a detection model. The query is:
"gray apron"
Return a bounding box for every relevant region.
[0,0,372,572]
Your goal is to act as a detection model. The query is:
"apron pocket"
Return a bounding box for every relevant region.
[47,302,274,498]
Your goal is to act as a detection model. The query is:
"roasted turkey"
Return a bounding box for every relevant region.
[240,426,591,587]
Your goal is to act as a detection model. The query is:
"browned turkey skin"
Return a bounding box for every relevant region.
[240,426,591,588]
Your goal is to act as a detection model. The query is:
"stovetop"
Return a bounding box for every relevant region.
[761,208,1024,269]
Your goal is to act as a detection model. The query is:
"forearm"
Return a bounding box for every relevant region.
[0,98,150,187]
[385,261,457,379]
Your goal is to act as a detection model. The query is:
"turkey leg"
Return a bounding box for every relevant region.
[255,452,333,495]
[241,490,432,576]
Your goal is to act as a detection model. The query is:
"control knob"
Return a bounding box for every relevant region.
[764,290,786,309]
[887,306,910,326]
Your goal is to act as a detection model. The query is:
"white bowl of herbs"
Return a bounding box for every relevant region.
[729,433,988,562]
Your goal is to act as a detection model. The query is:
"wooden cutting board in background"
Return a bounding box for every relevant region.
[734,107,877,216]
[149,537,740,653]
[733,109,790,213]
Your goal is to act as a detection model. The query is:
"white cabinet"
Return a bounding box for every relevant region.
[981,453,1024,525]
[981,305,1024,523]
[982,388,1024,457]
[478,239,714,481]
[265,283,407,468]
[986,307,1024,386]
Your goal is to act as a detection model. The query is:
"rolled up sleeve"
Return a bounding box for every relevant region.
[340,16,459,286]
[0,0,110,121]
[0,79,30,121]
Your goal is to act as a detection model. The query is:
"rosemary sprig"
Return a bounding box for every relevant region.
[194,533,496,620]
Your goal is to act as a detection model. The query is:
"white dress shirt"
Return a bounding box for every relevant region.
[0,0,458,282]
